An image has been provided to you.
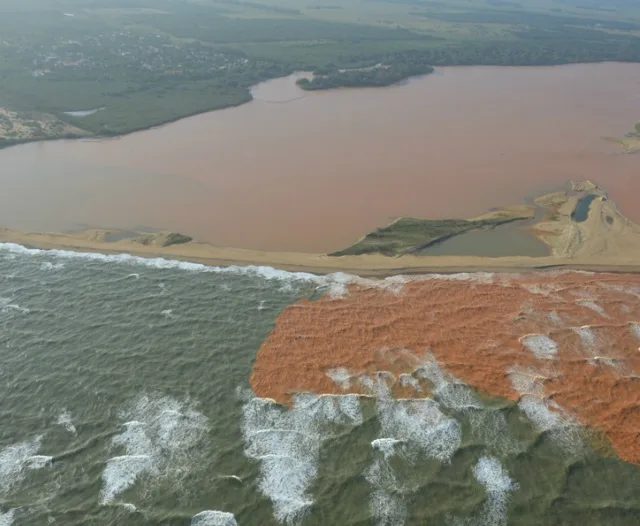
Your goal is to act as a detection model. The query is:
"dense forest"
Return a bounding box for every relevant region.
[298,60,434,90]
[2,0,640,142]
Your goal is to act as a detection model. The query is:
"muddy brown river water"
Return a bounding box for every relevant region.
[1,63,639,252]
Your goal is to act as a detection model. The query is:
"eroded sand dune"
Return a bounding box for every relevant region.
[251,272,640,465]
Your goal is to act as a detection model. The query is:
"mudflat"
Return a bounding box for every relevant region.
[0,63,639,253]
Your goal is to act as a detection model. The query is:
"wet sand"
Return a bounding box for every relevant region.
[250,272,640,465]
[0,63,639,252]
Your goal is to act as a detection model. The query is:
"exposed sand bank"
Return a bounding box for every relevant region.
[5,225,640,276]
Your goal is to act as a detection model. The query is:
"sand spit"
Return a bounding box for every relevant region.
[3,181,640,275]
[4,226,640,277]
[250,272,640,465]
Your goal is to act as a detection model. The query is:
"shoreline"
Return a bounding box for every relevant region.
[4,227,640,277]
[1,62,637,152]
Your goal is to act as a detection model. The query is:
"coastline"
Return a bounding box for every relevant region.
[4,226,640,277]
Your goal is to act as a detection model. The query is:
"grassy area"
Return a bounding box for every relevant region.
[330,213,534,257]
[1,0,640,143]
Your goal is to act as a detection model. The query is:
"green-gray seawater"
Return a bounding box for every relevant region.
[0,244,639,526]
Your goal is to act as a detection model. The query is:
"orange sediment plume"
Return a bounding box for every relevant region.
[250,272,640,464]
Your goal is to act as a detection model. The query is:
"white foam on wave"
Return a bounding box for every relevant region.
[521,283,561,297]
[326,367,351,390]
[418,355,520,455]
[191,510,238,526]
[365,450,407,526]
[40,261,64,270]
[369,488,407,526]
[508,367,584,455]
[454,457,517,526]
[547,311,563,325]
[507,366,547,399]
[161,309,174,319]
[572,325,597,349]
[24,455,53,470]
[571,326,602,359]
[101,395,208,506]
[0,242,321,283]
[0,509,16,526]
[363,365,461,526]
[101,455,154,504]
[0,297,30,315]
[519,334,558,359]
[576,300,608,318]
[398,373,421,392]
[242,393,363,525]
[424,272,495,284]
[57,409,77,435]
[371,438,403,460]
[377,397,461,462]
[0,435,43,496]
[366,364,462,462]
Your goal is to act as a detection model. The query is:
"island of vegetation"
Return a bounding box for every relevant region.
[297,53,435,90]
[2,0,640,147]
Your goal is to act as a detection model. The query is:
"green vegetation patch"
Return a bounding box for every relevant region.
[299,51,434,89]
[330,215,529,257]
[2,0,640,144]
[163,233,193,247]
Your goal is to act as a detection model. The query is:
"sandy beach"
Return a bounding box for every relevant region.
[4,225,640,277]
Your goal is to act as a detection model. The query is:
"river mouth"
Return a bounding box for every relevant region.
[0,63,639,253]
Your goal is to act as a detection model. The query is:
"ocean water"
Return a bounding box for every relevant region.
[1,245,639,525]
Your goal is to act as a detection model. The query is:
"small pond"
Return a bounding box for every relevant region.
[572,194,598,222]
[418,220,549,257]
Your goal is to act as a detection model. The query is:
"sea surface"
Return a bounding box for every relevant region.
[1,245,639,525]
[1,63,639,252]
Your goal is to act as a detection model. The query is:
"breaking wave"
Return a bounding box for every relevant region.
[100,395,208,506]
[508,367,585,455]
[364,363,462,526]
[242,393,363,525]
[0,436,46,496]
[519,334,558,359]
[191,510,238,526]
[417,355,521,455]
[452,457,518,526]
[56,410,77,435]
[0,509,16,526]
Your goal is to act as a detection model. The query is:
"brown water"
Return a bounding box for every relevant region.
[1,63,639,253]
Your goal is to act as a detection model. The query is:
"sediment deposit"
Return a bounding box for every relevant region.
[251,272,640,464]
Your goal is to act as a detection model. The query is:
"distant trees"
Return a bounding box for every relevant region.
[297,54,434,90]
[635,122,640,134]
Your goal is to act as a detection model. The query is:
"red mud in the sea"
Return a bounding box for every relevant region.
[251,272,640,464]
